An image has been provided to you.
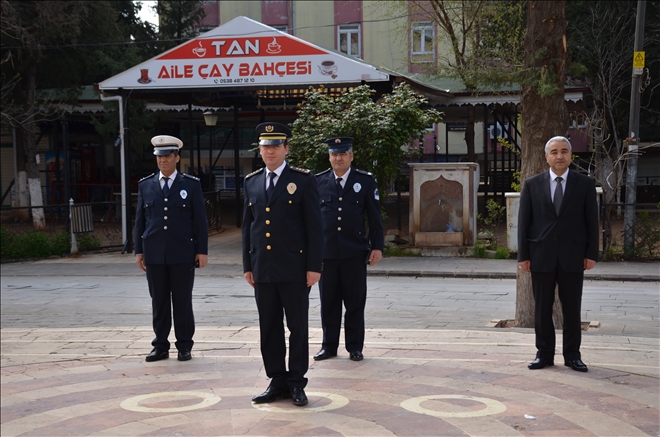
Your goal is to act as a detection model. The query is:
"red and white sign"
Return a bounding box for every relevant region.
[99,16,389,90]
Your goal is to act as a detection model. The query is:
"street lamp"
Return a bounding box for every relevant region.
[203,111,218,190]
[203,111,218,127]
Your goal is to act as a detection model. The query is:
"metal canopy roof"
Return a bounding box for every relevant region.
[98,16,391,95]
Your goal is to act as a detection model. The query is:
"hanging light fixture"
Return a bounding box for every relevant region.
[203,111,218,126]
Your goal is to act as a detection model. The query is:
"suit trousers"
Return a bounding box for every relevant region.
[319,254,368,353]
[254,282,310,389]
[146,263,196,352]
[531,261,584,361]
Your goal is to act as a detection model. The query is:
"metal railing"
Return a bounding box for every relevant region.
[1,190,223,257]
[600,202,660,260]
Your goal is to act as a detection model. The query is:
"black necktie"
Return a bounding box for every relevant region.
[554,176,563,215]
[266,172,276,201]
[336,177,343,195]
[162,177,170,197]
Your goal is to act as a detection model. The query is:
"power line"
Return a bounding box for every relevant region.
[1,2,487,52]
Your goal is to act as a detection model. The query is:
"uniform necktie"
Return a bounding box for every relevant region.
[266,172,276,201]
[336,177,343,195]
[554,176,563,215]
[162,177,170,197]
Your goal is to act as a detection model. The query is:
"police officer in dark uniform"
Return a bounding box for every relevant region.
[313,137,384,362]
[134,135,208,363]
[242,122,323,407]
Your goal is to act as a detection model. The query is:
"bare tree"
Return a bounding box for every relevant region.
[379,1,531,165]
[569,4,635,212]
[412,0,485,163]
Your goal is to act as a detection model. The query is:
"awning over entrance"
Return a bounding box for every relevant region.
[98,16,389,92]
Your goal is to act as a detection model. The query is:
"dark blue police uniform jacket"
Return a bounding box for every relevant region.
[316,168,384,259]
[134,172,208,263]
[242,165,323,281]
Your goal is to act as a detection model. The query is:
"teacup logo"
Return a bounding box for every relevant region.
[192,42,206,57]
[318,60,338,78]
[266,38,282,54]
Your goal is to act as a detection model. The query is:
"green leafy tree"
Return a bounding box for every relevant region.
[1,1,158,229]
[1,2,115,228]
[289,83,442,201]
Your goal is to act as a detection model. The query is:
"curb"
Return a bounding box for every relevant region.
[368,270,660,282]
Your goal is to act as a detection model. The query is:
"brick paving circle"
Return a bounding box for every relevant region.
[2,327,658,436]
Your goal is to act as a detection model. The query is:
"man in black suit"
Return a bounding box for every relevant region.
[518,136,599,372]
[134,135,208,363]
[313,137,384,362]
[242,122,323,407]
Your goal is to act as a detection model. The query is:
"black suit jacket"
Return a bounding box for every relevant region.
[316,167,384,259]
[134,172,208,264]
[242,164,323,282]
[517,170,598,272]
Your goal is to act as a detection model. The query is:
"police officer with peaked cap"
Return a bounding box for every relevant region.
[242,122,323,407]
[313,137,384,362]
[134,135,208,363]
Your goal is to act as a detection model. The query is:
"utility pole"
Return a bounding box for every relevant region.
[623,0,646,255]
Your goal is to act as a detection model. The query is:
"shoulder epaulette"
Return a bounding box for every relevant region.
[290,166,311,174]
[316,168,332,177]
[139,173,155,183]
[355,168,374,177]
[245,167,264,179]
[183,173,200,181]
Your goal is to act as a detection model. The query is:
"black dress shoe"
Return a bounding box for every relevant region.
[349,351,364,361]
[145,348,169,362]
[313,349,337,361]
[528,357,554,369]
[252,386,291,404]
[177,350,191,361]
[291,387,308,406]
[565,359,588,372]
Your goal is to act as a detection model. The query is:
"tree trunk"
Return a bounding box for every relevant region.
[465,104,476,163]
[24,61,46,230]
[516,0,569,328]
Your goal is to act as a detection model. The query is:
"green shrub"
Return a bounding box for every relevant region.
[0,229,102,261]
[384,245,422,257]
[0,228,12,259]
[473,240,487,258]
[77,233,101,250]
[6,231,52,259]
[52,232,71,256]
[495,246,510,259]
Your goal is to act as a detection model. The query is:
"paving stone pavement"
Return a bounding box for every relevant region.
[1,227,659,436]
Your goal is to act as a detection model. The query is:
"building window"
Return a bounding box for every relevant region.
[272,25,288,34]
[338,24,361,58]
[411,22,434,63]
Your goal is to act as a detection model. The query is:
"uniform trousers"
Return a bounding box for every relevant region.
[146,263,196,352]
[531,260,583,361]
[319,253,368,353]
[254,282,310,389]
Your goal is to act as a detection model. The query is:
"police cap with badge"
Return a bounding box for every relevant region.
[152,135,183,155]
[324,137,353,153]
[256,122,292,146]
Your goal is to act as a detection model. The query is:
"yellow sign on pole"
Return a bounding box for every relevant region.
[633,51,645,69]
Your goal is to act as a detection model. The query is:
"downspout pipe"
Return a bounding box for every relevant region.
[99,93,128,248]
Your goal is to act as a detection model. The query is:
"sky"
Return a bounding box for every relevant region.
[136,1,158,28]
